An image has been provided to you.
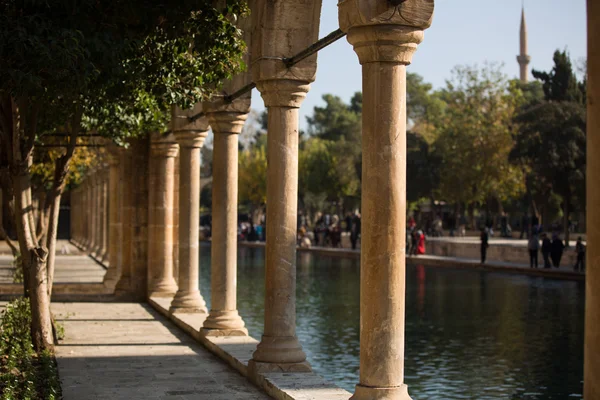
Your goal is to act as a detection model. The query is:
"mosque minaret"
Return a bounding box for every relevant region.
[517,6,531,83]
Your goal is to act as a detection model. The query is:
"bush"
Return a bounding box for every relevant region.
[0,298,62,399]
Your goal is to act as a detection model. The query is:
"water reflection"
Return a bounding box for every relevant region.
[199,243,584,399]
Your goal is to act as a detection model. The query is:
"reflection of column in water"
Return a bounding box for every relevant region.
[417,265,426,317]
[298,251,312,269]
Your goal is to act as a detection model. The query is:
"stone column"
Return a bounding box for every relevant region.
[114,148,134,296]
[81,183,87,248]
[586,1,599,398]
[338,1,434,399]
[173,154,180,284]
[170,104,209,313]
[90,169,99,255]
[103,150,122,289]
[248,0,322,373]
[85,179,92,250]
[200,10,252,337]
[148,134,179,297]
[100,165,109,262]
[95,167,105,258]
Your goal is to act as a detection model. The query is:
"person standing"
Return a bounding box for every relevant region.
[528,233,540,268]
[550,234,565,268]
[480,228,489,264]
[350,210,361,250]
[574,236,585,272]
[416,230,426,255]
[541,233,552,268]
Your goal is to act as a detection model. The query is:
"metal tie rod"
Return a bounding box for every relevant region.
[187,28,346,123]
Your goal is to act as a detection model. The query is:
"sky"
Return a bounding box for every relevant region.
[248,0,587,131]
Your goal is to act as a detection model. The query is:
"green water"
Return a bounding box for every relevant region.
[199,243,584,399]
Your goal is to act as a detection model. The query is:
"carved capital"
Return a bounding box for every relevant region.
[256,79,311,108]
[339,0,434,64]
[174,131,208,149]
[151,141,179,158]
[206,111,248,135]
[151,133,179,158]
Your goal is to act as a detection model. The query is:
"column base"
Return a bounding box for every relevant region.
[201,310,247,335]
[248,359,312,374]
[351,384,411,400]
[148,279,178,298]
[113,277,131,295]
[251,335,309,366]
[200,327,248,337]
[169,290,207,313]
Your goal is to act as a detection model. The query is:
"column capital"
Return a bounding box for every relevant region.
[151,134,179,158]
[339,0,434,64]
[174,131,208,149]
[205,111,248,135]
[256,79,311,108]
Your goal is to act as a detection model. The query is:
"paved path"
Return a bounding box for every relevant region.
[0,241,105,284]
[53,302,271,400]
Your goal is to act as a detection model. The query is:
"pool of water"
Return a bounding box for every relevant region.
[198,243,585,399]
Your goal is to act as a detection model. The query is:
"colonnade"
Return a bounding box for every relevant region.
[71,162,109,265]
[66,0,600,398]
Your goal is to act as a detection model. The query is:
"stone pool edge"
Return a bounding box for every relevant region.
[148,296,353,400]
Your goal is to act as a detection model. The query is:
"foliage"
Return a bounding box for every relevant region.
[304,93,362,205]
[433,64,525,206]
[407,132,440,203]
[0,298,61,400]
[513,50,587,237]
[238,143,267,207]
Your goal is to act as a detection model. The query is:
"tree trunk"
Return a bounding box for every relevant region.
[468,203,475,230]
[27,247,53,352]
[564,197,570,248]
[46,190,62,297]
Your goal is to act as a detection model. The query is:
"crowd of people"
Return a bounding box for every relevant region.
[297,211,362,249]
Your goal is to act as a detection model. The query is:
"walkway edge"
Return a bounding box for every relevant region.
[237,241,585,281]
[148,296,352,400]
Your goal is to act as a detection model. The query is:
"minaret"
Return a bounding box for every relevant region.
[517,6,531,83]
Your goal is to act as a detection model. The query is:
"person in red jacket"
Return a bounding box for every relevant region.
[416,230,426,255]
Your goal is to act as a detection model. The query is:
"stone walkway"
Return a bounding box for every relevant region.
[53,302,271,400]
[0,240,105,284]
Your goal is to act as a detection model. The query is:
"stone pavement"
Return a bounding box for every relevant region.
[0,240,105,285]
[53,302,271,400]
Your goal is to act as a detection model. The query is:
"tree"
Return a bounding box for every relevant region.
[433,64,525,220]
[238,143,267,210]
[304,93,362,213]
[514,50,587,245]
[0,0,248,351]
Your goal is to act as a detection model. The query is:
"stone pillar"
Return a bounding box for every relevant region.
[170,104,209,313]
[173,154,180,284]
[248,0,322,373]
[103,149,122,289]
[114,148,134,296]
[586,1,599,398]
[338,1,434,399]
[88,171,96,253]
[200,10,252,337]
[95,167,105,258]
[85,179,92,250]
[81,183,87,248]
[100,165,109,262]
[148,134,179,297]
